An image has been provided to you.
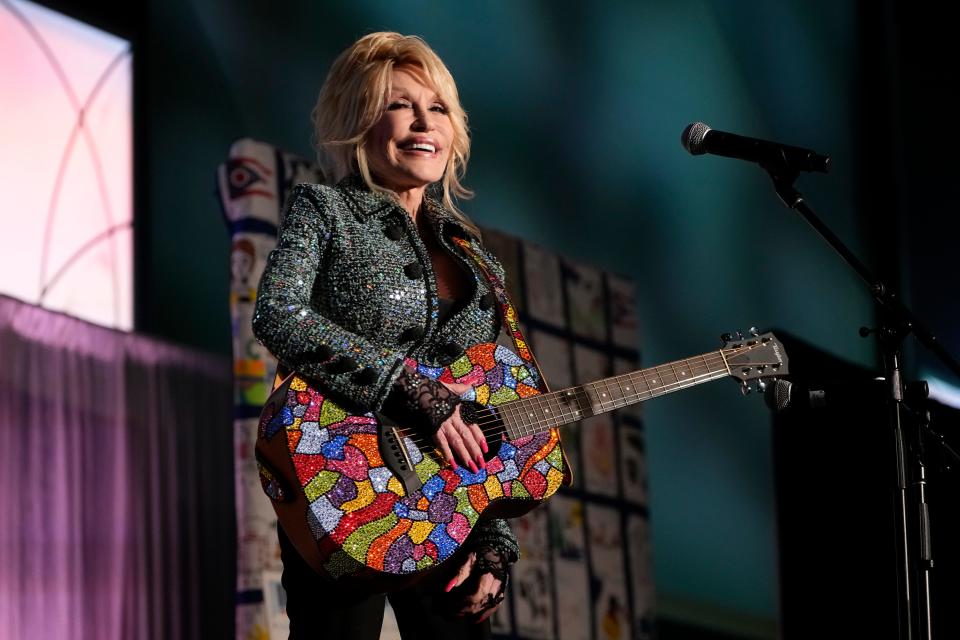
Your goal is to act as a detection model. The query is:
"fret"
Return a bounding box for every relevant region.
[520,397,539,432]
[583,382,598,413]
[536,393,560,428]
[612,375,629,408]
[504,401,526,440]
[650,365,672,394]
[569,386,588,417]
[499,402,514,440]
[687,355,708,378]
[544,395,562,426]
[680,359,699,387]
[698,354,712,378]
[672,361,689,385]
[534,394,554,430]
[667,361,684,387]
[613,374,628,410]
[707,352,723,374]
[611,377,624,408]
[641,369,656,396]
[532,393,558,430]
[686,354,720,382]
[616,376,629,406]
[662,363,679,390]
[632,369,653,398]
[559,393,576,422]
[515,398,531,437]
[555,388,586,424]
[596,380,612,411]
[585,379,612,414]
[528,396,545,431]
[718,348,732,376]
[532,395,548,429]
[513,397,529,431]
[701,353,721,377]
[620,372,639,403]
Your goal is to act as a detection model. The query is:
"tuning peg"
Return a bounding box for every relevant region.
[740,382,751,396]
[721,332,734,342]
[749,327,759,337]
[757,379,768,393]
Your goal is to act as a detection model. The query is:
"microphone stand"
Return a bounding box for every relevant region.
[763,163,960,640]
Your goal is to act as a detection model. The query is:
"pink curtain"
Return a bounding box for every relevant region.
[0,295,234,639]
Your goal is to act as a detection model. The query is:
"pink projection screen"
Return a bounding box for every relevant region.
[1,0,133,330]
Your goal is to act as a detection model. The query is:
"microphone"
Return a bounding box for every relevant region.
[681,122,830,173]
[764,378,890,413]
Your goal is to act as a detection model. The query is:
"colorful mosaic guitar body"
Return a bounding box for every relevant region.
[256,341,567,581]
[256,328,790,583]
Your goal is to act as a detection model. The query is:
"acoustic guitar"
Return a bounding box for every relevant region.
[255,330,788,588]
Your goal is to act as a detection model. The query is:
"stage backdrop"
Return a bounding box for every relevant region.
[217,139,653,640]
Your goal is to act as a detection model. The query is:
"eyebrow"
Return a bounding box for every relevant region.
[388,86,442,102]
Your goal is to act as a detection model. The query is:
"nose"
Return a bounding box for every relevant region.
[410,106,434,132]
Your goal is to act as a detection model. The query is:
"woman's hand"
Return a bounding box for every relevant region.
[442,551,505,622]
[432,382,488,473]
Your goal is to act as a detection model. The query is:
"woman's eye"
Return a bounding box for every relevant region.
[430,104,449,114]
[387,101,410,110]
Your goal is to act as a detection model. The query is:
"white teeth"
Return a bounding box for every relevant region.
[407,143,436,153]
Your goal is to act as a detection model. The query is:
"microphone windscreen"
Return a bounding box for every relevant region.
[764,379,793,413]
[681,122,712,155]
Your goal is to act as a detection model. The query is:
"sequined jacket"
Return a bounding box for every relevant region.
[252,175,518,559]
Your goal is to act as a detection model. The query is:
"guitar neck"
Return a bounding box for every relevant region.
[501,350,731,440]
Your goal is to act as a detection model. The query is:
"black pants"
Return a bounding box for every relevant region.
[279,527,492,640]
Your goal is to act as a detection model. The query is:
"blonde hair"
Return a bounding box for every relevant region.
[312,32,477,234]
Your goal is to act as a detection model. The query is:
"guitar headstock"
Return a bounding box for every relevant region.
[721,328,789,395]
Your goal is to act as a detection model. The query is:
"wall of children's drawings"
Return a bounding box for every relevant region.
[219,139,653,640]
[480,231,653,640]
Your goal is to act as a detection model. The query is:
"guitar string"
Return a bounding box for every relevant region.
[494,367,729,442]
[397,366,734,450]
[394,344,779,448]
[396,345,779,446]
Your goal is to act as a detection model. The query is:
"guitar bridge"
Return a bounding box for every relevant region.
[376,414,423,496]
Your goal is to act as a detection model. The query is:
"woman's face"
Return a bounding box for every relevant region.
[365,67,453,193]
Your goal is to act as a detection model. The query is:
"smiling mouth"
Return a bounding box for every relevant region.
[399,141,438,154]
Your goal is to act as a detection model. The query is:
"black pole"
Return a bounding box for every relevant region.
[763,166,956,640]
[887,346,918,639]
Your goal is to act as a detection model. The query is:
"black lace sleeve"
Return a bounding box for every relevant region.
[473,542,511,606]
[468,519,519,609]
[380,366,461,438]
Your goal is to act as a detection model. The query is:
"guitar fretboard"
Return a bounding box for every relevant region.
[500,350,732,439]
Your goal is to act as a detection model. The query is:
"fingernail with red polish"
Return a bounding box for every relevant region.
[445,578,457,592]
[469,461,478,474]
[450,460,458,470]
[477,455,486,469]
[481,440,489,453]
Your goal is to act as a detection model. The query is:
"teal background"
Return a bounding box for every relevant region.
[44,0,960,636]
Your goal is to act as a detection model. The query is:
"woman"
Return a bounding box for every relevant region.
[253,32,520,639]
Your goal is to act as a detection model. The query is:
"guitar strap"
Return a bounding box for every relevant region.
[453,236,574,485]
[452,237,543,386]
